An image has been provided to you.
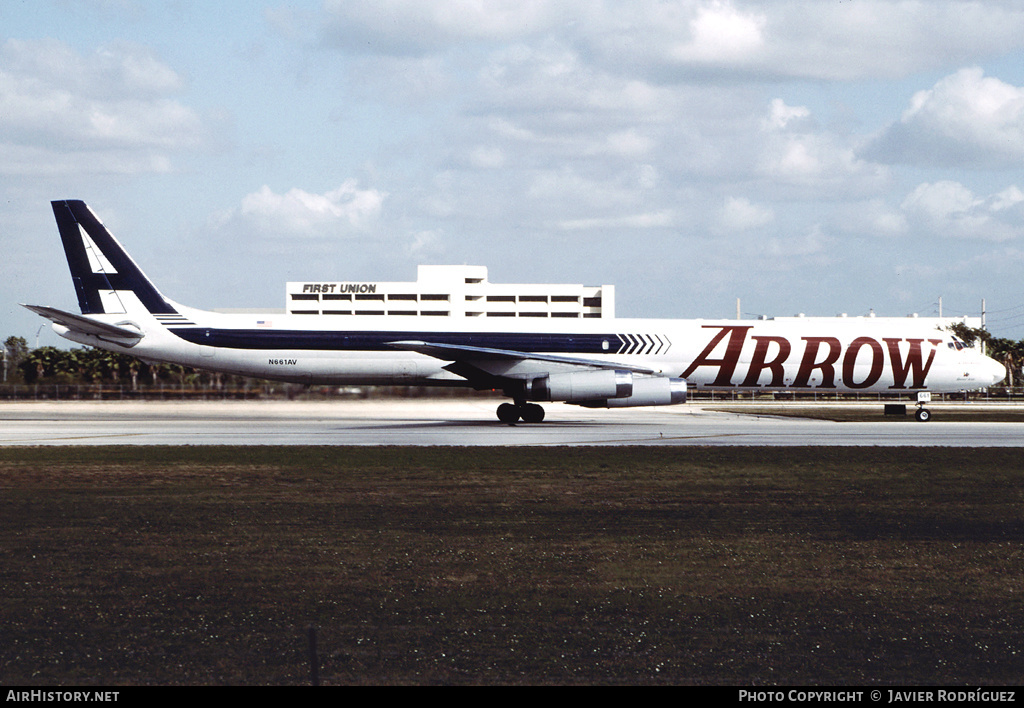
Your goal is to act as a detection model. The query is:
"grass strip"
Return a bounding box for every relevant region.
[2,446,1022,685]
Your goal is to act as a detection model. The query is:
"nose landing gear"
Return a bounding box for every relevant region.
[915,391,932,422]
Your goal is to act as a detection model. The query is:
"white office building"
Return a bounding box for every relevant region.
[286,265,614,319]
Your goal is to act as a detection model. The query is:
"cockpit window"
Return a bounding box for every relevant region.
[948,338,966,351]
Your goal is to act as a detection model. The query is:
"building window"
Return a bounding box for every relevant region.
[291,294,319,301]
[421,294,449,301]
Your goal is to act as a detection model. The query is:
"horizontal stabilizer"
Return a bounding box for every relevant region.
[21,304,145,344]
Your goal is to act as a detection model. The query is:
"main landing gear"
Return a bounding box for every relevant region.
[497,402,546,424]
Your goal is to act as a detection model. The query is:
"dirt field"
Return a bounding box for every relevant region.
[2,446,1022,685]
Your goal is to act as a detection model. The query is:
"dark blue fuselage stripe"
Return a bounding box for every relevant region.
[171,328,620,354]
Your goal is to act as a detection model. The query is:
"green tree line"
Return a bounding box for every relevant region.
[2,336,233,389]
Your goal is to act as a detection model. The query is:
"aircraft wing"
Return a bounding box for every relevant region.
[21,304,144,344]
[387,339,658,383]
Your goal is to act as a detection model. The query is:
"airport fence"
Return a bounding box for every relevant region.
[1,383,1023,403]
[0,383,500,402]
[690,387,1024,403]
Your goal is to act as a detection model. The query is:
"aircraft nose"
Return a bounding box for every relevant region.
[985,357,1007,386]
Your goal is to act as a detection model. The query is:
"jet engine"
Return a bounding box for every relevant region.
[525,369,633,402]
[576,376,687,408]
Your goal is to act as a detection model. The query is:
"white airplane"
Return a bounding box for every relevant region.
[24,200,1006,423]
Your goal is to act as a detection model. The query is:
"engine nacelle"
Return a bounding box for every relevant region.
[526,369,633,402]
[576,376,687,408]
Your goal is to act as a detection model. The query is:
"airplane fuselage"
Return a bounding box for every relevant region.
[55,301,1002,394]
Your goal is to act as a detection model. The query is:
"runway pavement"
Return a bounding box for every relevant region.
[1,399,1023,446]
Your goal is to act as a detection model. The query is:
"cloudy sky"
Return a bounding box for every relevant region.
[5,0,1024,345]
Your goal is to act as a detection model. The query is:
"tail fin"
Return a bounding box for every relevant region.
[51,199,177,316]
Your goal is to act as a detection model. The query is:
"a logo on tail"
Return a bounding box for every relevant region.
[52,200,178,316]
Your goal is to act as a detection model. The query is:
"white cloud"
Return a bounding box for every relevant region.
[524,165,670,224]
[467,145,506,169]
[759,126,885,191]
[717,196,774,233]
[216,182,387,240]
[902,181,982,222]
[670,1,766,64]
[862,68,1024,168]
[470,39,761,185]
[763,98,810,131]
[477,40,670,119]
[317,0,1024,81]
[321,0,573,54]
[760,2,1024,81]
[1,37,184,98]
[991,185,1024,212]
[901,181,1024,241]
[0,38,203,174]
[0,144,173,177]
[832,200,909,240]
[760,225,831,261]
[556,211,673,231]
[317,1,1024,84]
[408,229,445,257]
[571,1,1024,82]
[597,129,655,158]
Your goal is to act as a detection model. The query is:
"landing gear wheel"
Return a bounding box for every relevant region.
[520,403,546,424]
[915,407,932,422]
[497,403,521,424]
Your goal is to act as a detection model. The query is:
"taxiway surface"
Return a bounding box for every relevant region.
[1,399,1022,446]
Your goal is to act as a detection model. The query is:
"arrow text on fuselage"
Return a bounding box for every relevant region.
[680,325,942,389]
